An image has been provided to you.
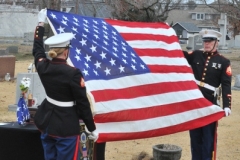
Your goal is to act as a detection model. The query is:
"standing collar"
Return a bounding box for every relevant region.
[52,58,67,63]
[203,50,218,56]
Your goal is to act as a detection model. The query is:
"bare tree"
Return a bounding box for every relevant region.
[79,0,98,17]
[186,0,197,10]
[105,0,183,22]
[201,0,240,36]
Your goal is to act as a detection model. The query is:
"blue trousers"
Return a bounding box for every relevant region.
[189,121,217,160]
[41,132,80,160]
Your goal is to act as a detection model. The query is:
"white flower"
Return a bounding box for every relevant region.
[20,77,31,92]
[21,77,31,88]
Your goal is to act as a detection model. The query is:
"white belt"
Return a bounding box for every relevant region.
[46,96,74,107]
[195,80,216,92]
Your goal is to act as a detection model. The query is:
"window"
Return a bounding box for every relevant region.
[205,15,212,20]
[196,13,205,20]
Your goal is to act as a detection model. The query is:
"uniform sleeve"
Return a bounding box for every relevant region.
[70,69,96,132]
[221,59,232,109]
[183,50,194,65]
[32,26,46,67]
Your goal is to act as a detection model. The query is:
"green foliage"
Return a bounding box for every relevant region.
[19,84,28,92]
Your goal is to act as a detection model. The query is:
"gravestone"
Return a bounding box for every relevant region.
[234,35,240,48]
[186,35,203,50]
[0,55,15,79]
[23,32,34,45]
[228,39,234,48]
[193,35,203,50]
[8,72,46,111]
[6,46,18,54]
[232,74,240,90]
[0,50,6,56]
[186,36,193,50]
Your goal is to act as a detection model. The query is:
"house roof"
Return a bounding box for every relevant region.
[189,4,219,14]
[166,5,220,29]
[166,9,190,25]
[173,22,201,32]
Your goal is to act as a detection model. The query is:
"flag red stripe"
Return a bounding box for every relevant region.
[120,33,179,44]
[148,65,193,73]
[134,48,184,57]
[105,19,171,29]
[96,112,224,143]
[94,98,212,123]
[92,81,197,102]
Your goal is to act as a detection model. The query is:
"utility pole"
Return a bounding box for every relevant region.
[75,0,79,14]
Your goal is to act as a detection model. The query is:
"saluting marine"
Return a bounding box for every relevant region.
[183,29,232,160]
[32,9,98,160]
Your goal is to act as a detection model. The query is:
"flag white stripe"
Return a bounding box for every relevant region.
[96,105,222,133]
[127,40,181,50]
[141,57,190,66]
[86,73,195,91]
[94,89,202,114]
[112,25,176,36]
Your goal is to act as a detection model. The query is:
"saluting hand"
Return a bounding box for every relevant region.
[38,8,47,23]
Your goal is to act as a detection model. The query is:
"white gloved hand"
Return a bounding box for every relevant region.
[224,107,231,117]
[88,130,99,142]
[38,8,47,23]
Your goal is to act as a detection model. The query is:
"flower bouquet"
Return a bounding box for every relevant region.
[17,77,31,125]
[19,77,31,93]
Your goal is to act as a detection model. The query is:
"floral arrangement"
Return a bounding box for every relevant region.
[19,77,31,93]
[17,77,31,125]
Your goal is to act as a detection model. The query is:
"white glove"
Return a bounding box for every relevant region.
[88,130,99,142]
[38,8,47,23]
[224,107,231,117]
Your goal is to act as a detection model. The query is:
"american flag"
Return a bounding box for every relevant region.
[17,96,30,125]
[46,9,224,143]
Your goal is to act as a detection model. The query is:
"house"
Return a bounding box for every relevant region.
[172,22,201,43]
[166,4,221,38]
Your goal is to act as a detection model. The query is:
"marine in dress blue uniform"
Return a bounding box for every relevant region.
[33,9,98,160]
[183,29,232,160]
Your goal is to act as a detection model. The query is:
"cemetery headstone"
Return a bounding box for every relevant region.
[186,35,203,50]
[232,74,240,90]
[193,35,203,50]
[186,36,193,50]
[234,35,240,48]
[23,32,34,45]
[6,46,18,54]
[0,55,15,79]
[8,72,46,111]
[0,49,7,56]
